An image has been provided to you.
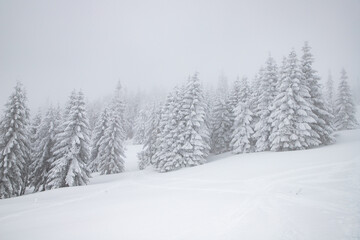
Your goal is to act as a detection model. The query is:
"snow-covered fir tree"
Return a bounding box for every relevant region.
[47,91,91,188]
[325,72,335,112]
[118,81,139,140]
[153,86,184,171]
[97,95,126,175]
[88,108,109,172]
[138,103,161,170]
[176,73,210,170]
[249,69,263,127]
[31,106,61,192]
[210,97,232,154]
[300,42,334,145]
[334,69,358,130]
[27,110,42,190]
[133,107,149,144]
[63,90,78,118]
[151,93,175,170]
[227,78,242,122]
[29,111,42,149]
[231,100,254,154]
[154,74,210,172]
[0,82,31,198]
[269,50,320,151]
[226,79,241,131]
[86,100,103,137]
[239,76,250,105]
[253,56,278,152]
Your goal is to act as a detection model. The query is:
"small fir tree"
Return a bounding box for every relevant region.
[88,108,109,172]
[47,91,91,189]
[31,106,61,192]
[231,101,254,154]
[334,69,358,130]
[0,83,31,198]
[269,50,320,151]
[97,95,126,175]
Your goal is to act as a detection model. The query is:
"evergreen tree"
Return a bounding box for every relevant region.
[47,91,91,189]
[153,87,184,172]
[88,108,109,172]
[97,95,126,175]
[151,93,174,170]
[249,69,263,127]
[138,103,161,170]
[253,56,278,152]
[64,90,78,119]
[239,76,250,105]
[133,108,148,144]
[29,111,42,149]
[334,69,358,130]
[301,42,334,145]
[210,97,232,154]
[227,78,242,123]
[31,106,61,192]
[154,74,210,172]
[86,100,103,138]
[28,111,42,189]
[269,50,320,151]
[175,73,210,170]
[231,100,254,154]
[0,83,31,198]
[326,72,335,112]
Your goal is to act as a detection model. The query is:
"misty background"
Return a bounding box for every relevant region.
[0,0,359,110]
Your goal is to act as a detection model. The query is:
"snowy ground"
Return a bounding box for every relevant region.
[0,130,360,240]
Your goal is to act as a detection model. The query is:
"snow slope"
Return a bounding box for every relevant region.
[0,131,359,240]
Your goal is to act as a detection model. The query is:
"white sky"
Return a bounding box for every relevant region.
[0,0,359,110]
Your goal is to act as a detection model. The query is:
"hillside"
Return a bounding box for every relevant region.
[0,129,359,240]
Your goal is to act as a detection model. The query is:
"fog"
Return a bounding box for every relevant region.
[0,0,359,110]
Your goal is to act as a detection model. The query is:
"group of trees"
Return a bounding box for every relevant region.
[136,42,358,169]
[0,42,358,198]
[0,83,127,198]
[138,74,210,172]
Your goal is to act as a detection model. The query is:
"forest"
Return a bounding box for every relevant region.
[0,42,358,199]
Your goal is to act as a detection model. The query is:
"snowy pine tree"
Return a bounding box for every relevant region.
[239,76,250,105]
[29,111,42,150]
[253,56,278,152]
[334,69,358,130]
[154,74,210,172]
[300,42,334,145]
[153,87,184,172]
[28,110,42,189]
[249,69,263,128]
[97,94,126,175]
[325,72,335,112]
[88,108,109,172]
[210,97,232,154]
[151,93,174,170]
[47,91,91,188]
[269,50,320,151]
[227,78,242,121]
[175,73,210,170]
[31,106,61,192]
[133,108,148,144]
[0,83,31,198]
[231,100,254,154]
[138,103,161,170]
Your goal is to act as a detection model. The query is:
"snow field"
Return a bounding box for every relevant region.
[0,130,359,240]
